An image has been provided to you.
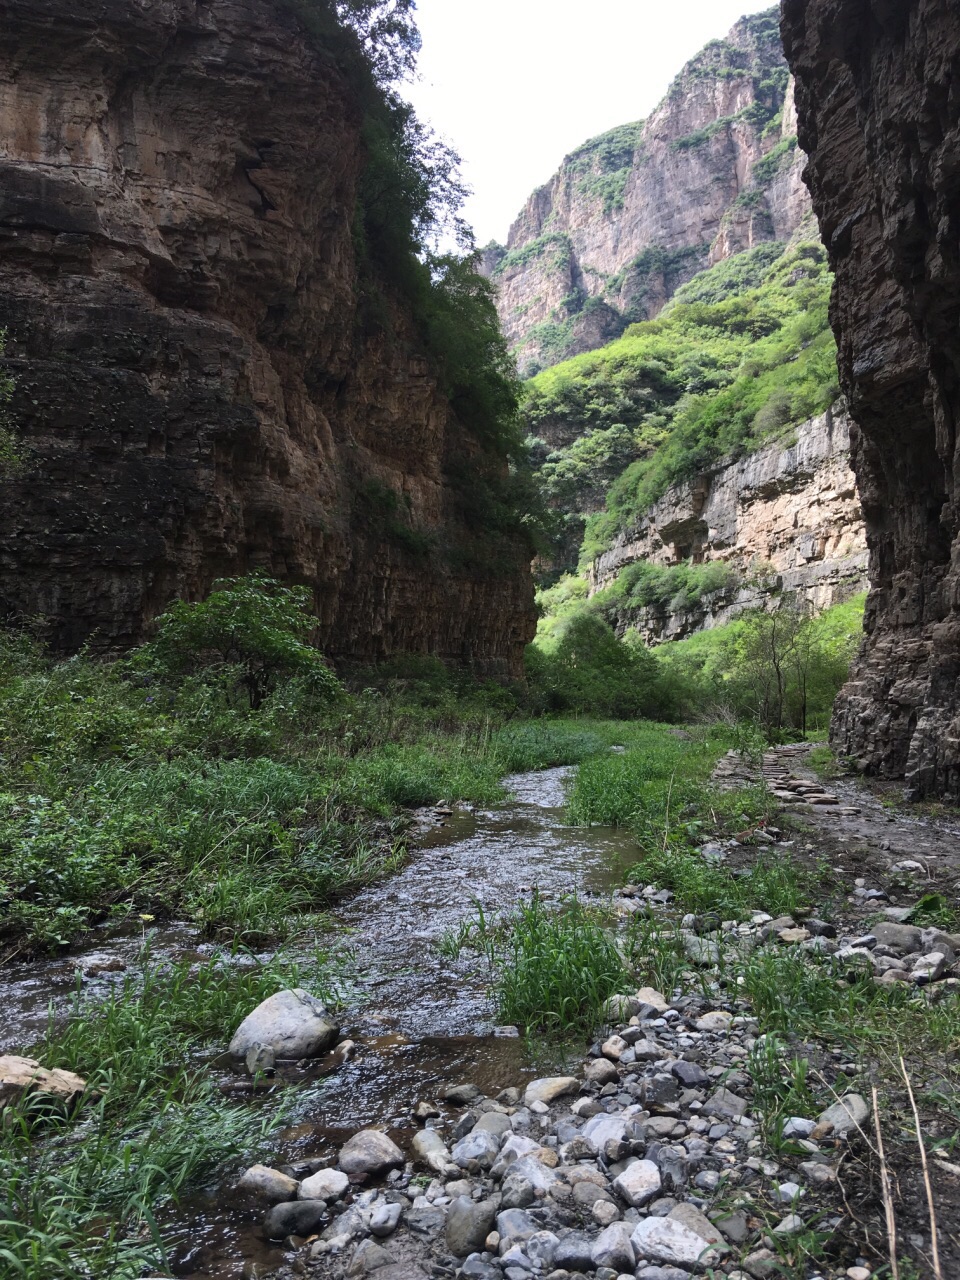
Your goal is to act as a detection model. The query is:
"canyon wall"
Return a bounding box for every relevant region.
[484,8,812,373]
[782,0,960,797]
[590,407,867,643]
[0,0,535,673]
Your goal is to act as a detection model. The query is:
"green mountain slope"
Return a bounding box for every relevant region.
[523,240,838,576]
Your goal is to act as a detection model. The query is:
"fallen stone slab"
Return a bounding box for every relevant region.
[523,1076,578,1107]
[631,1216,722,1271]
[0,1055,93,1110]
[818,1093,869,1137]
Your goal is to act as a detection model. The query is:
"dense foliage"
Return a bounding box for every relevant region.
[528,583,865,739]
[523,241,838,573]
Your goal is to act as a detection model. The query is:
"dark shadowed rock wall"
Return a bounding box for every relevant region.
[0,0,535,674]
[781,0,960,797]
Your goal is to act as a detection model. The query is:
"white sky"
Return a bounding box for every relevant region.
[404,0,779,246]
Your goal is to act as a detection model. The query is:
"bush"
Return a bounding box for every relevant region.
[135,575,340,708]
[525,613,661,718]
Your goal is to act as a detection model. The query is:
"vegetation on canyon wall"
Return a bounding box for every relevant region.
[528,582,865,738]
[524,240,838,574]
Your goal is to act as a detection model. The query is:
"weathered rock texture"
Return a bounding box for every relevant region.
[591,407,867,643]
[782,0,960,796]
[0,0,535,673]
[484,9,812,373]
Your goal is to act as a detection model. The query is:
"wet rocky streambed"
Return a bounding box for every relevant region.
[4,753,960,1280]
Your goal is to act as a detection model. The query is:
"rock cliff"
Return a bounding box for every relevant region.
[484,8,811,373]
[591,406,867,643]
[782,0,960,797]
[0,0,535,673]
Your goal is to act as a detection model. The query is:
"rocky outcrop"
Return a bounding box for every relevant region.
[484,9,812,373]
[0,0,535,674]
[782,0,960,797]
[591,407,867,643]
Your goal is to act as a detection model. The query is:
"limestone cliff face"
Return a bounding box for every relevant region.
[0,0,536,673]
[591,407,867,643]
[781,0,960,797]
[485,9,812,373]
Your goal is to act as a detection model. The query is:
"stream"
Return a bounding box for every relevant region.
[1,763,642,1278]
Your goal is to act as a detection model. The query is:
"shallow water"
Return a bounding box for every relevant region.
[1,764,640,1277]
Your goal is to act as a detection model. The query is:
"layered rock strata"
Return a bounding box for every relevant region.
[485,9,812,372]
[0,0,535,673]
[591,407,867,643]
[782,0,960,796]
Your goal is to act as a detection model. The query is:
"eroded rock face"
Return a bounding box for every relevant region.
[781,0,960,797]
[591,407,867,643]
[0,0,535,674]
[484,11,812,372]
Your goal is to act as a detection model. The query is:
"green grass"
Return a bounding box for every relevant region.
[0,618,630,956]
[1,944,337,1279]
[441,893,629,1039]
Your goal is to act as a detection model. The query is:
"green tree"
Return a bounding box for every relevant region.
[138,575,341,709]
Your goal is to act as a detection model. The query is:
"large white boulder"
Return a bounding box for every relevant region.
[228,988,339,1060]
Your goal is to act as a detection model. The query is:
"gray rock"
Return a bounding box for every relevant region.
[444,1083,483,1105]
[228,989,339,1060]
[236,1164,299,1202]
[412,1128,456,1176]
[612,1159,661,1207]
[781,1117,815,1140]
[670,1060,709,1088]
[591,1222,635,1272]
[641,1074,680,1109]
[244,1043,276,1076]
[582,1114,632,1149]
[300,1167,350,1201]
[491,1135,541,1181]
[340,1130,405,1178]
[264,1200,329,1239]
[371,1267,430,1280]
[554,1232,595,1272]
[818,1094,869,1137]
[500,1174,536,1209]
[583,1058,619,1086]
[347,1239,394,1275]
[474,1111,513,1138]
[630,1217,721,1271]
[667,1203,724,1247]
[497,1208,538,1252]
[452,1129,501,1172]
[913,951,948,983]
[657,1146,689,1191]
[774,1214,804,1235]
[702,1087,748,1119]
[369,1202,402,1238]
[872,922,923,953]
[405,1206,446,1239]
[526,1230,561,1270]
[713,1211,749,1244]
[774,1182,803,1203]
[603,994,642,1022]
[446,1196,498,1257]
